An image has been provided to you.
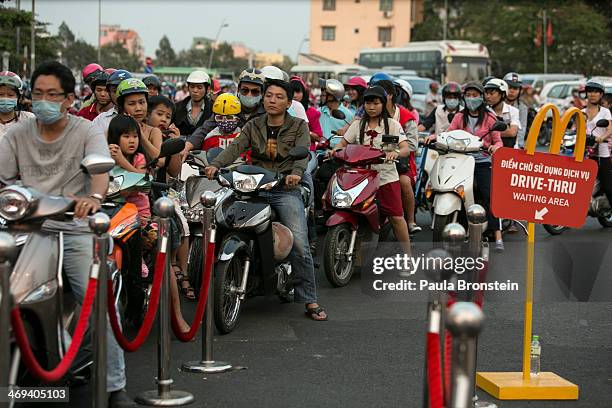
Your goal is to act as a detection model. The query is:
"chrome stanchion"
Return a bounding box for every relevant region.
[0,232,17,389]
[137,197,195,406]
[447,302,484,408]
[89,213,111,408]
[182,191,232,374]
[442,223,466,259]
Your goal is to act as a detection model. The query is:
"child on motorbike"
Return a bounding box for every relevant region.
[203,93,243,151]
[329,85,412,256]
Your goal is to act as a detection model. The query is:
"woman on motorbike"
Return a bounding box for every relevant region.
[0,71,34,139]
[330,85,412,256]
[583,79,612,207]
[343,76,367,115]
[425,82,504,251]
[291,75,323,149]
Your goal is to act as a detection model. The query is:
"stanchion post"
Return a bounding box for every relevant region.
[447,302,484,408]
[182,191,232,374]
[466,205,487,259]
[442,223,465,259]
[0,232,17,389]
[89,213,111,408]
[137,197,195,406]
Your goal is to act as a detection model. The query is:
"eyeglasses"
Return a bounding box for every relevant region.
[215,114,238,122]
[31,91,66,101]
[239,87,261,97]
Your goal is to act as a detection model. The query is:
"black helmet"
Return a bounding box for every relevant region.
[463,81,485,95]
[90,71,109,88]
[143,75,162,91]
[442,82,462,98]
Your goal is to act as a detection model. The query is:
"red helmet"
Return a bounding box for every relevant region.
[212,79,221,95]
[104,68,116,75]
[344,76,367,89]
[82,63,103,82]
[290,75,308,90]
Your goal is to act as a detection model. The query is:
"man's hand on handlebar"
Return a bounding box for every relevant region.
[72,196,101,219]
[385,151,399,162]
[204,165,219,180]
[424,134,437,144]
[285,174,301,188]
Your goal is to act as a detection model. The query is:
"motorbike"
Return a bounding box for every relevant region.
[212,146,311,334]
[321,137,398,287]
[544,118,612,234]
[0,155,115,391]
[425,122,507,241]
[414,131,438,214]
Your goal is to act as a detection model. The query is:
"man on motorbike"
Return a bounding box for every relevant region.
[418,81,463,135]
[0,71,35,139]
[92,69,132,136]
[503,72,528,149]
[0,61,136,407]
[173,70,213,137]
[484,78,521,148]
[204,77,327,321]
[77,71,113,121]
[143,75,162,97]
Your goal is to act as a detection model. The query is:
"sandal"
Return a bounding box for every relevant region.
[305,305,328,321]
[173,265,196,301]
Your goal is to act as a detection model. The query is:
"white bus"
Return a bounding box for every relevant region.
[289,64,366,86]
[358,41,491,83]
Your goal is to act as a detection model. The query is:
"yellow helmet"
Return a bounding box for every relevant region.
[213,93,241,115]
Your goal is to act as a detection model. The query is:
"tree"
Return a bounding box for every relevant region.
[101,42,142,72]
[58,21,75,48]
[63,40,98,72]
[155,35,176,67]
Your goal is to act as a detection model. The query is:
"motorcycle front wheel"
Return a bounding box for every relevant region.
[543,224,568,235]
[187,236,203,297]
[323,223,355,287]
[432,213,454,242]
[213,254,244,334]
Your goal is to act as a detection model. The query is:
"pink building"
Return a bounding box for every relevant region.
[100,24,145,61]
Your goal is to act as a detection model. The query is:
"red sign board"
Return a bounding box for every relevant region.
[491,148,597,228]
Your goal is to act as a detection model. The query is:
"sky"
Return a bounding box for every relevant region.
[9,0,311,57]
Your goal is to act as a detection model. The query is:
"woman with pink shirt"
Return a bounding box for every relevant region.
[290,75,323,150]
[426,81,505,251]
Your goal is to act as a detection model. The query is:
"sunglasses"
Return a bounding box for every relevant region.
[239,87,261,97]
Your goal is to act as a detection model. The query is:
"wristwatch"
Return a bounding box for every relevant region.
[90,193,104,203]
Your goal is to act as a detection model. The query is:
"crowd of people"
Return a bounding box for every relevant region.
[0,60,611,407]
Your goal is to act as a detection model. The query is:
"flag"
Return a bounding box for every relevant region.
[534,24,542,48]
[546,20,553,46]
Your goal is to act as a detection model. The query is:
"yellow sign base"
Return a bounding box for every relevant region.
[476,372,579,400]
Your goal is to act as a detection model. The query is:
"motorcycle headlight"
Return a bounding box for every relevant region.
[447,136,470,152]
[0,189,31,221]
[107,175,124,196]
[563,135,576,147]
[332,191,353,208]
[233,173,263,193]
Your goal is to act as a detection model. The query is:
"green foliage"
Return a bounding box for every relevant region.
[155,35,176,66]
[100,42,142,72]
[174,41,249,76]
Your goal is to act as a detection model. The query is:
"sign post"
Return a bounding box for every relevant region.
[476,104,596,400]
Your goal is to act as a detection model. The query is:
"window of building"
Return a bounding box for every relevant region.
[322,26,336,41]
[378,27,392,43]
[323,0,336,11]
[379,0,393,12]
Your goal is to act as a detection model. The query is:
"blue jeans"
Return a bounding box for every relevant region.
[63,234,126,392]
[259,187,318,304]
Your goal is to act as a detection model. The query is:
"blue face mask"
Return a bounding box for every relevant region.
[0,98,18,113]
[239,94,261,109]
[445,98,459,111]
[464,96,483,111]
[32,100,64,124]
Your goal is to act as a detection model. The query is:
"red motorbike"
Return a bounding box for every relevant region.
[322,138,397,287]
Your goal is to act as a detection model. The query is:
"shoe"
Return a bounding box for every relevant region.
[109,389,137,408]
[408,223,422,234]
[494,240,505,252]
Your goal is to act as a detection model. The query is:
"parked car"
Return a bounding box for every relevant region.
[522,73,585,94]
[539,80,584,112]
[398,76,433,116]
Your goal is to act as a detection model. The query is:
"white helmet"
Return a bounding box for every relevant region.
[186,70,211,85]
[483,78,509,94]
[394,79,413,99]
[261,66,285,81]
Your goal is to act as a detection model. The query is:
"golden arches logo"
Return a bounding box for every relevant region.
[524,103,586,162]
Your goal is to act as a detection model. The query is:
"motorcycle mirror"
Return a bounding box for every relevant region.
[159,138,185,158]
[596,119,609,128]
[288,146,310,160]
[81,154,115,175]
[491,121,508,132]
[331,109,346,121]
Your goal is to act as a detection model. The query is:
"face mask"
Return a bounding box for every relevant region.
[32,100,64,124]
[217,120,239,134]
[445,98,459,110]
[239,94,261,109]
[464,96,483,111]
[0,98,18,113]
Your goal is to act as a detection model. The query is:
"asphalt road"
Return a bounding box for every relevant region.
[17,212,612,408]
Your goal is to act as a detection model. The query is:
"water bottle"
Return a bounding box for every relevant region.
[530,335,541,376]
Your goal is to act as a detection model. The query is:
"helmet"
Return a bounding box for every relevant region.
[238,68,265,87]
[483,78,509,94]
[344,76,367,89]
[0,71,23,92]
[363,85,388,101]
[585,78,605,93]
[90,71,109,88]
[369,72,394,85]
[463,81,485,95]
[503,72,522,88]
[272,222,294,261]
[116,78,148,99]
[482,76,495,86]
[186,70,211,85]
[143,75,162,90]
[212,79,221,95]
[442,82,462,97]
[82,63,103,82]
[107,70,132,88]
[394,79,413,99]
[290,75,308,90]
[104,68,116,75]
[213,93,241,115]
[325,79,345,100]
[261,66,285,81]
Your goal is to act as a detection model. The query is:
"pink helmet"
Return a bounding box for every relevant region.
[344,76,367,89]
[82,63,103,82]
[104,68,117,75]
[290,75,308,90]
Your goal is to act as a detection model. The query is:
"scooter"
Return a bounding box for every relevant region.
[425,122,507,241]
[0,155,114,390]
[321,137,397,287]
[544,119,611,234]
[414,131,439,214]
[212,146,311,334]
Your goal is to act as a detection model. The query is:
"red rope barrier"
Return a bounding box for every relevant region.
[426,332,444,408]
[11,277,97,383]
[107,250,165,352]
[171,241,215,342]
